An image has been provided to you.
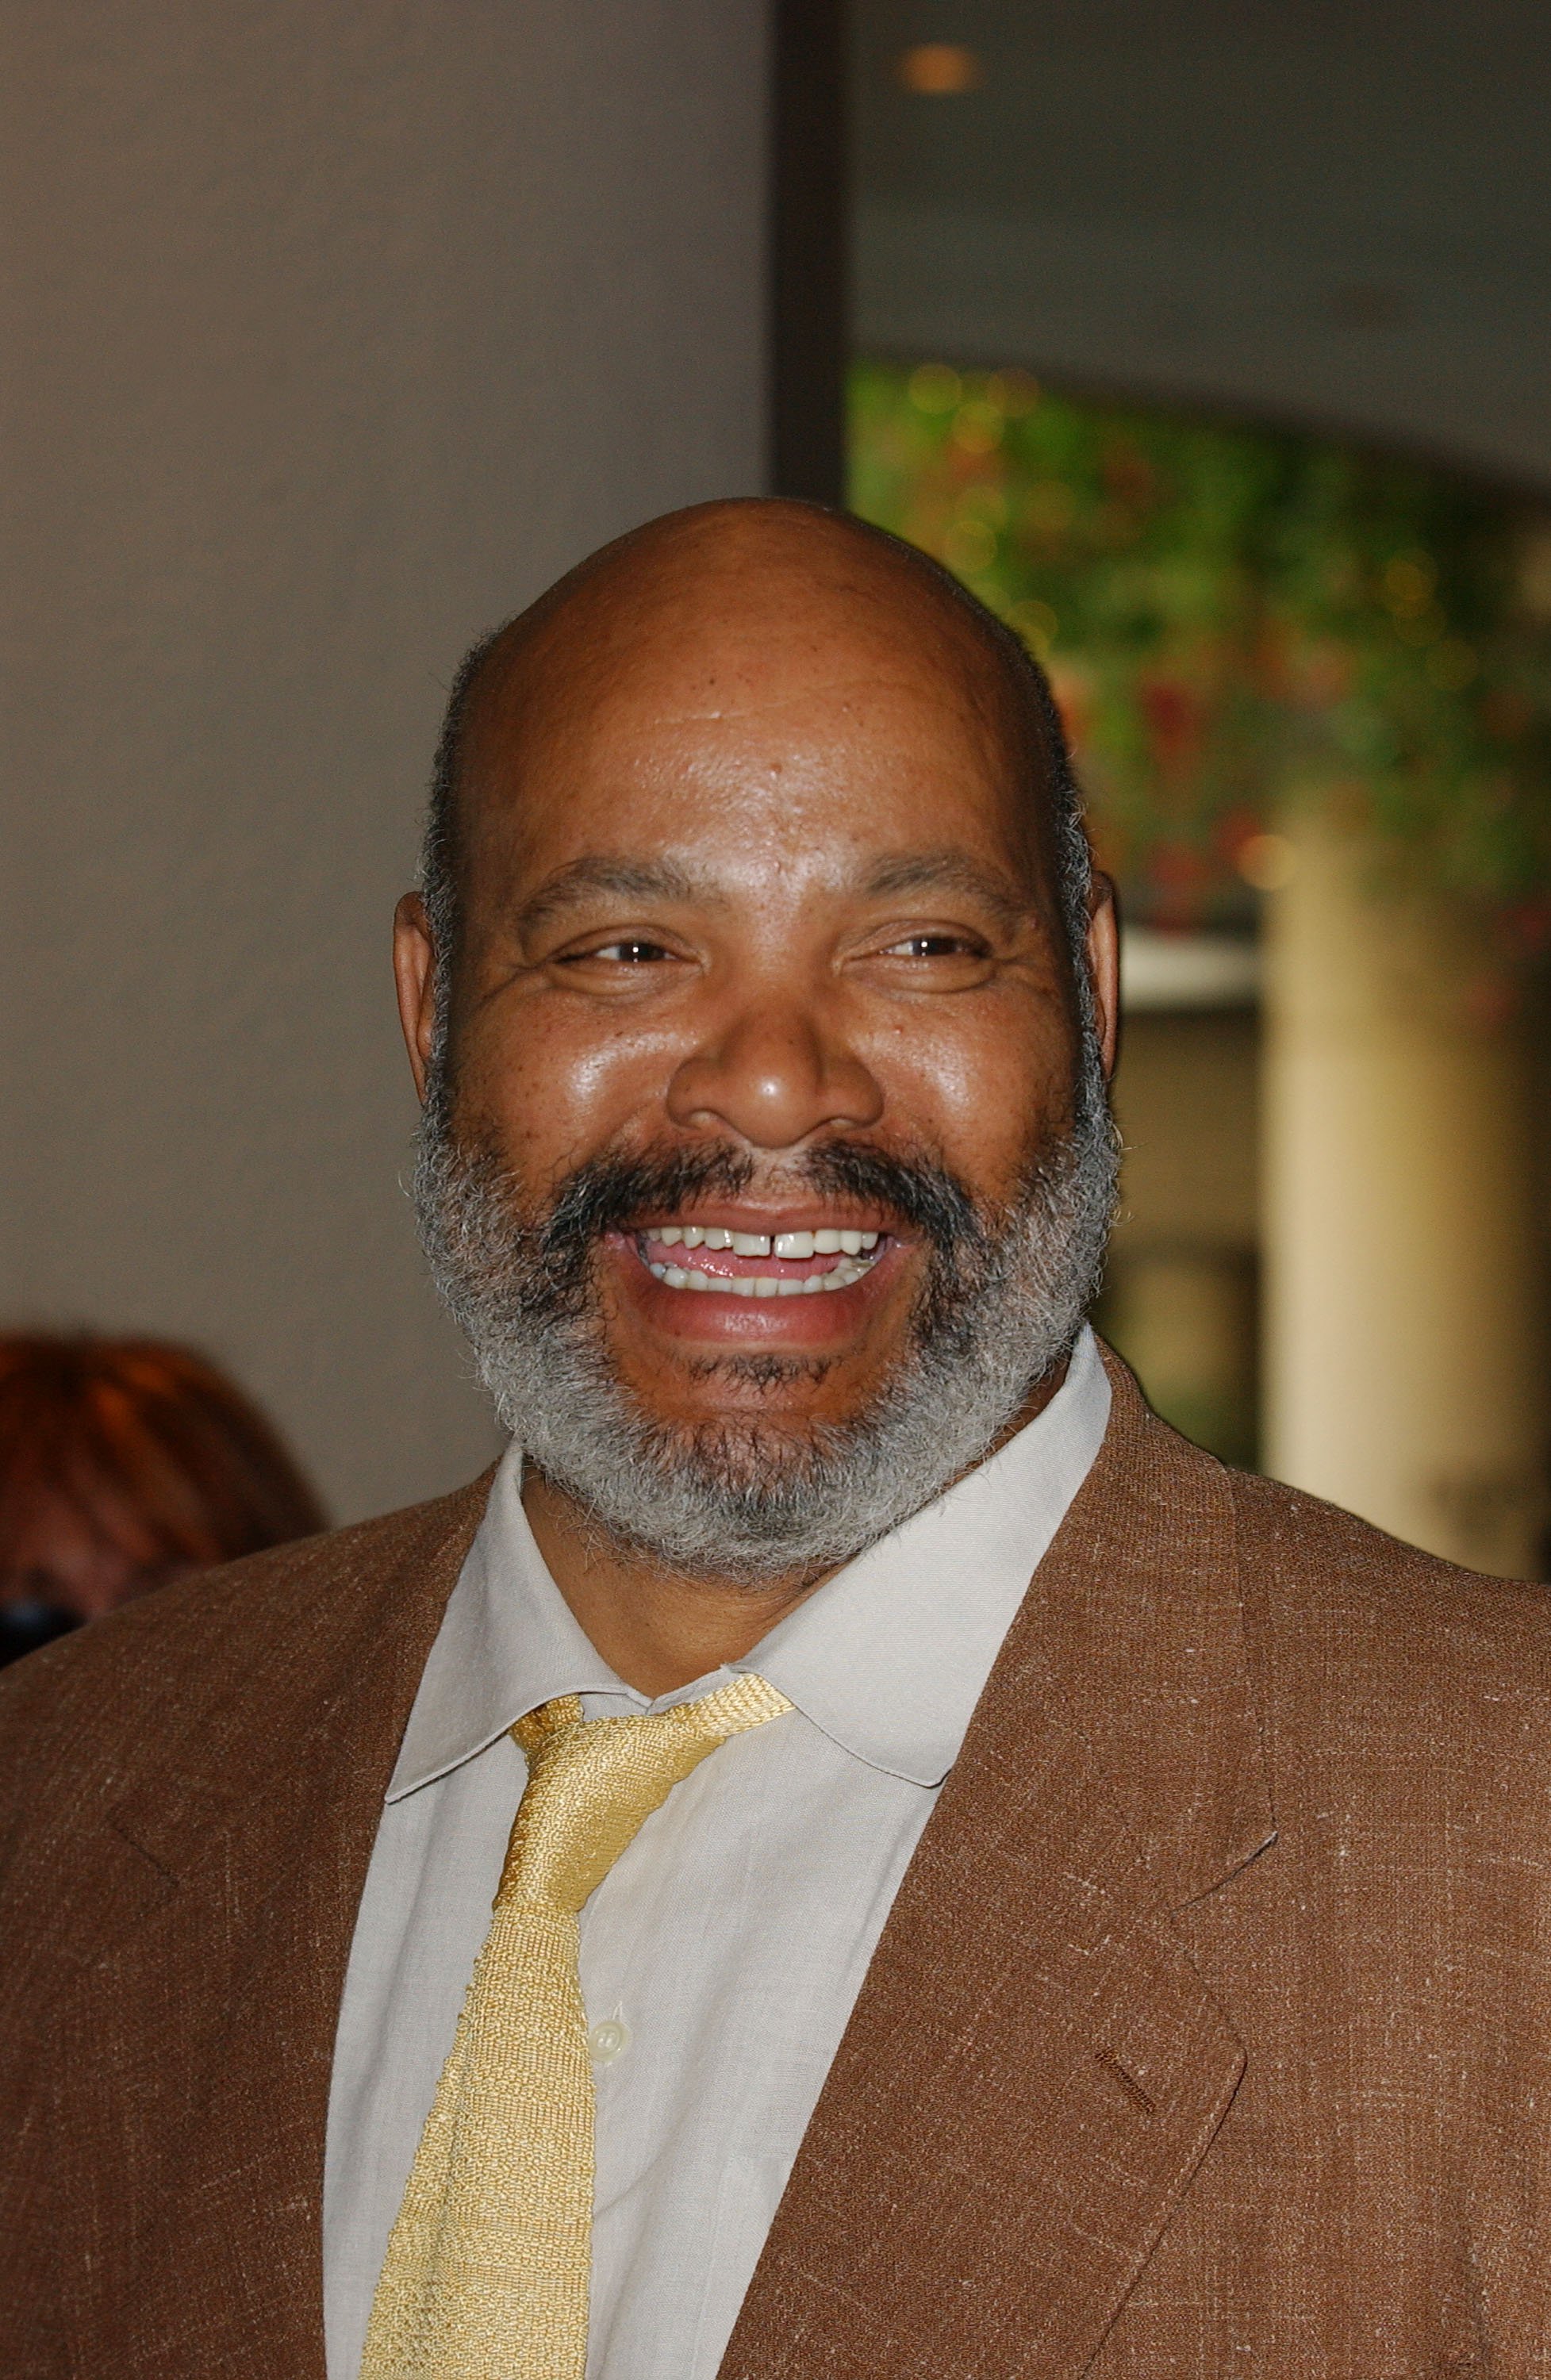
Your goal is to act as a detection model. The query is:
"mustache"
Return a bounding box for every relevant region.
[530,1139,988,1310]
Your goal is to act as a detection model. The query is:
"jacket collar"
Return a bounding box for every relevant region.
[720,1349,1275,2378]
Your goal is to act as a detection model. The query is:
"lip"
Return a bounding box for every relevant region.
[624,1204,898,1239]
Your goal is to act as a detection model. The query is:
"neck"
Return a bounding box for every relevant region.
[518,1355,1071,1697]
[520,1468,827,1696]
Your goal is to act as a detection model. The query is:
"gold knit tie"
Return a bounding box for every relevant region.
[359,1671,793,2380]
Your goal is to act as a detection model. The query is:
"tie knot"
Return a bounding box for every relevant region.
[499,1672,792,1915]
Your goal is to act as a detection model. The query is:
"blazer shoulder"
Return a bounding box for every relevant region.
[1229,1461,1551,1645]
[1227,1463,1551,1806]
[0,1471,494,1839]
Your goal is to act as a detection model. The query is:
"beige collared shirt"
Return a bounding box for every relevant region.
[323,1325,1111,2380]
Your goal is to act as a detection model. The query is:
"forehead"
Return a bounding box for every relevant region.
[457,547,1053,897]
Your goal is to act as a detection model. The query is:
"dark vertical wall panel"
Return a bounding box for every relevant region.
[771,0,848,503]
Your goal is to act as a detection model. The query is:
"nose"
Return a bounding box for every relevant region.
[664,995,885,1150]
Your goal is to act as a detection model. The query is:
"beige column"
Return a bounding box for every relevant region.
[1262,814,1546,1576]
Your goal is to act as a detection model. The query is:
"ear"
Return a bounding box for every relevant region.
[1085,873,1120,1080]
[393,892,440,1104]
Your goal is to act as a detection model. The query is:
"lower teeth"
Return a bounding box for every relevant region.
[647,1257,873,1296]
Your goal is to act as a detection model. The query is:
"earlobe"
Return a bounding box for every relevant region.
[393,892,440,1104]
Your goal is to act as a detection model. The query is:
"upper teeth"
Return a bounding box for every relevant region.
[651,1226,881,1257]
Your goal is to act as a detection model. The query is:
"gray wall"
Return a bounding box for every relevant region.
[2,2,771,1522]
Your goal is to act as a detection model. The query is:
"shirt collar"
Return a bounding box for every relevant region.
[385,1450,626,1798]
[388,1324,1111,1801]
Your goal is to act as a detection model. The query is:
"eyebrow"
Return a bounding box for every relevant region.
[513,855,724,935]
[861,850,1036,933]
[511,846,1037,939]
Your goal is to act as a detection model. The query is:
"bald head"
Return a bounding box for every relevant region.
[419,497,1091,987]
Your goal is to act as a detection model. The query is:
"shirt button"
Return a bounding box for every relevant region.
[589,2017,631,2066]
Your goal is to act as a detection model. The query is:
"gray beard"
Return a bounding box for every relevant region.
[414,1058,1119,1583]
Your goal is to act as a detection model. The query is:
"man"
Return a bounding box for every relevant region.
[2,498,1549,2379]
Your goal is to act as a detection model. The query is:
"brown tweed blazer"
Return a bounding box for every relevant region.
[2,1351,1549,2377]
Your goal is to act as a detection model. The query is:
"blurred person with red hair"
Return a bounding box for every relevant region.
[0,1334,326,1665]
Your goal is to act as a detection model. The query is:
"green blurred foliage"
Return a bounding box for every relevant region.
[849,359,1551,957]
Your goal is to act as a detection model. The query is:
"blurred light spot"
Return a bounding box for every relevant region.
[952,400,1003,455]
[908,361,962,413]
[958,483,1008,528]
[943,518,997,574]
[1236,832,1297,892]
[897,43,982,94]
[1384,552,1437,612]
[1008,597,1058,654]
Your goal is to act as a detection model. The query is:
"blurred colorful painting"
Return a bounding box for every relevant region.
[849,359,1551,959]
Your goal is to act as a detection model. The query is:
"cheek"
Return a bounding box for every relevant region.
[865,1004,1077,1195]
[451,1000,673,1172]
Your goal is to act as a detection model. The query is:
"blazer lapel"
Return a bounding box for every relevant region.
[50,1475,493,2378]
[720,1356,1275,2380]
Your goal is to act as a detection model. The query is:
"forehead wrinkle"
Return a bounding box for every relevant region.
[642,656,991,731]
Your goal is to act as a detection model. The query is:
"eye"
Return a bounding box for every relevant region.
[879,931,984,959]
[561,937,677,965]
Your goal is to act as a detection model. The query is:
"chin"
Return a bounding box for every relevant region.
[612,1335,882,1426]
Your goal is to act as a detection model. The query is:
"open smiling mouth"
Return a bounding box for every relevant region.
[634,1225,888,1299]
